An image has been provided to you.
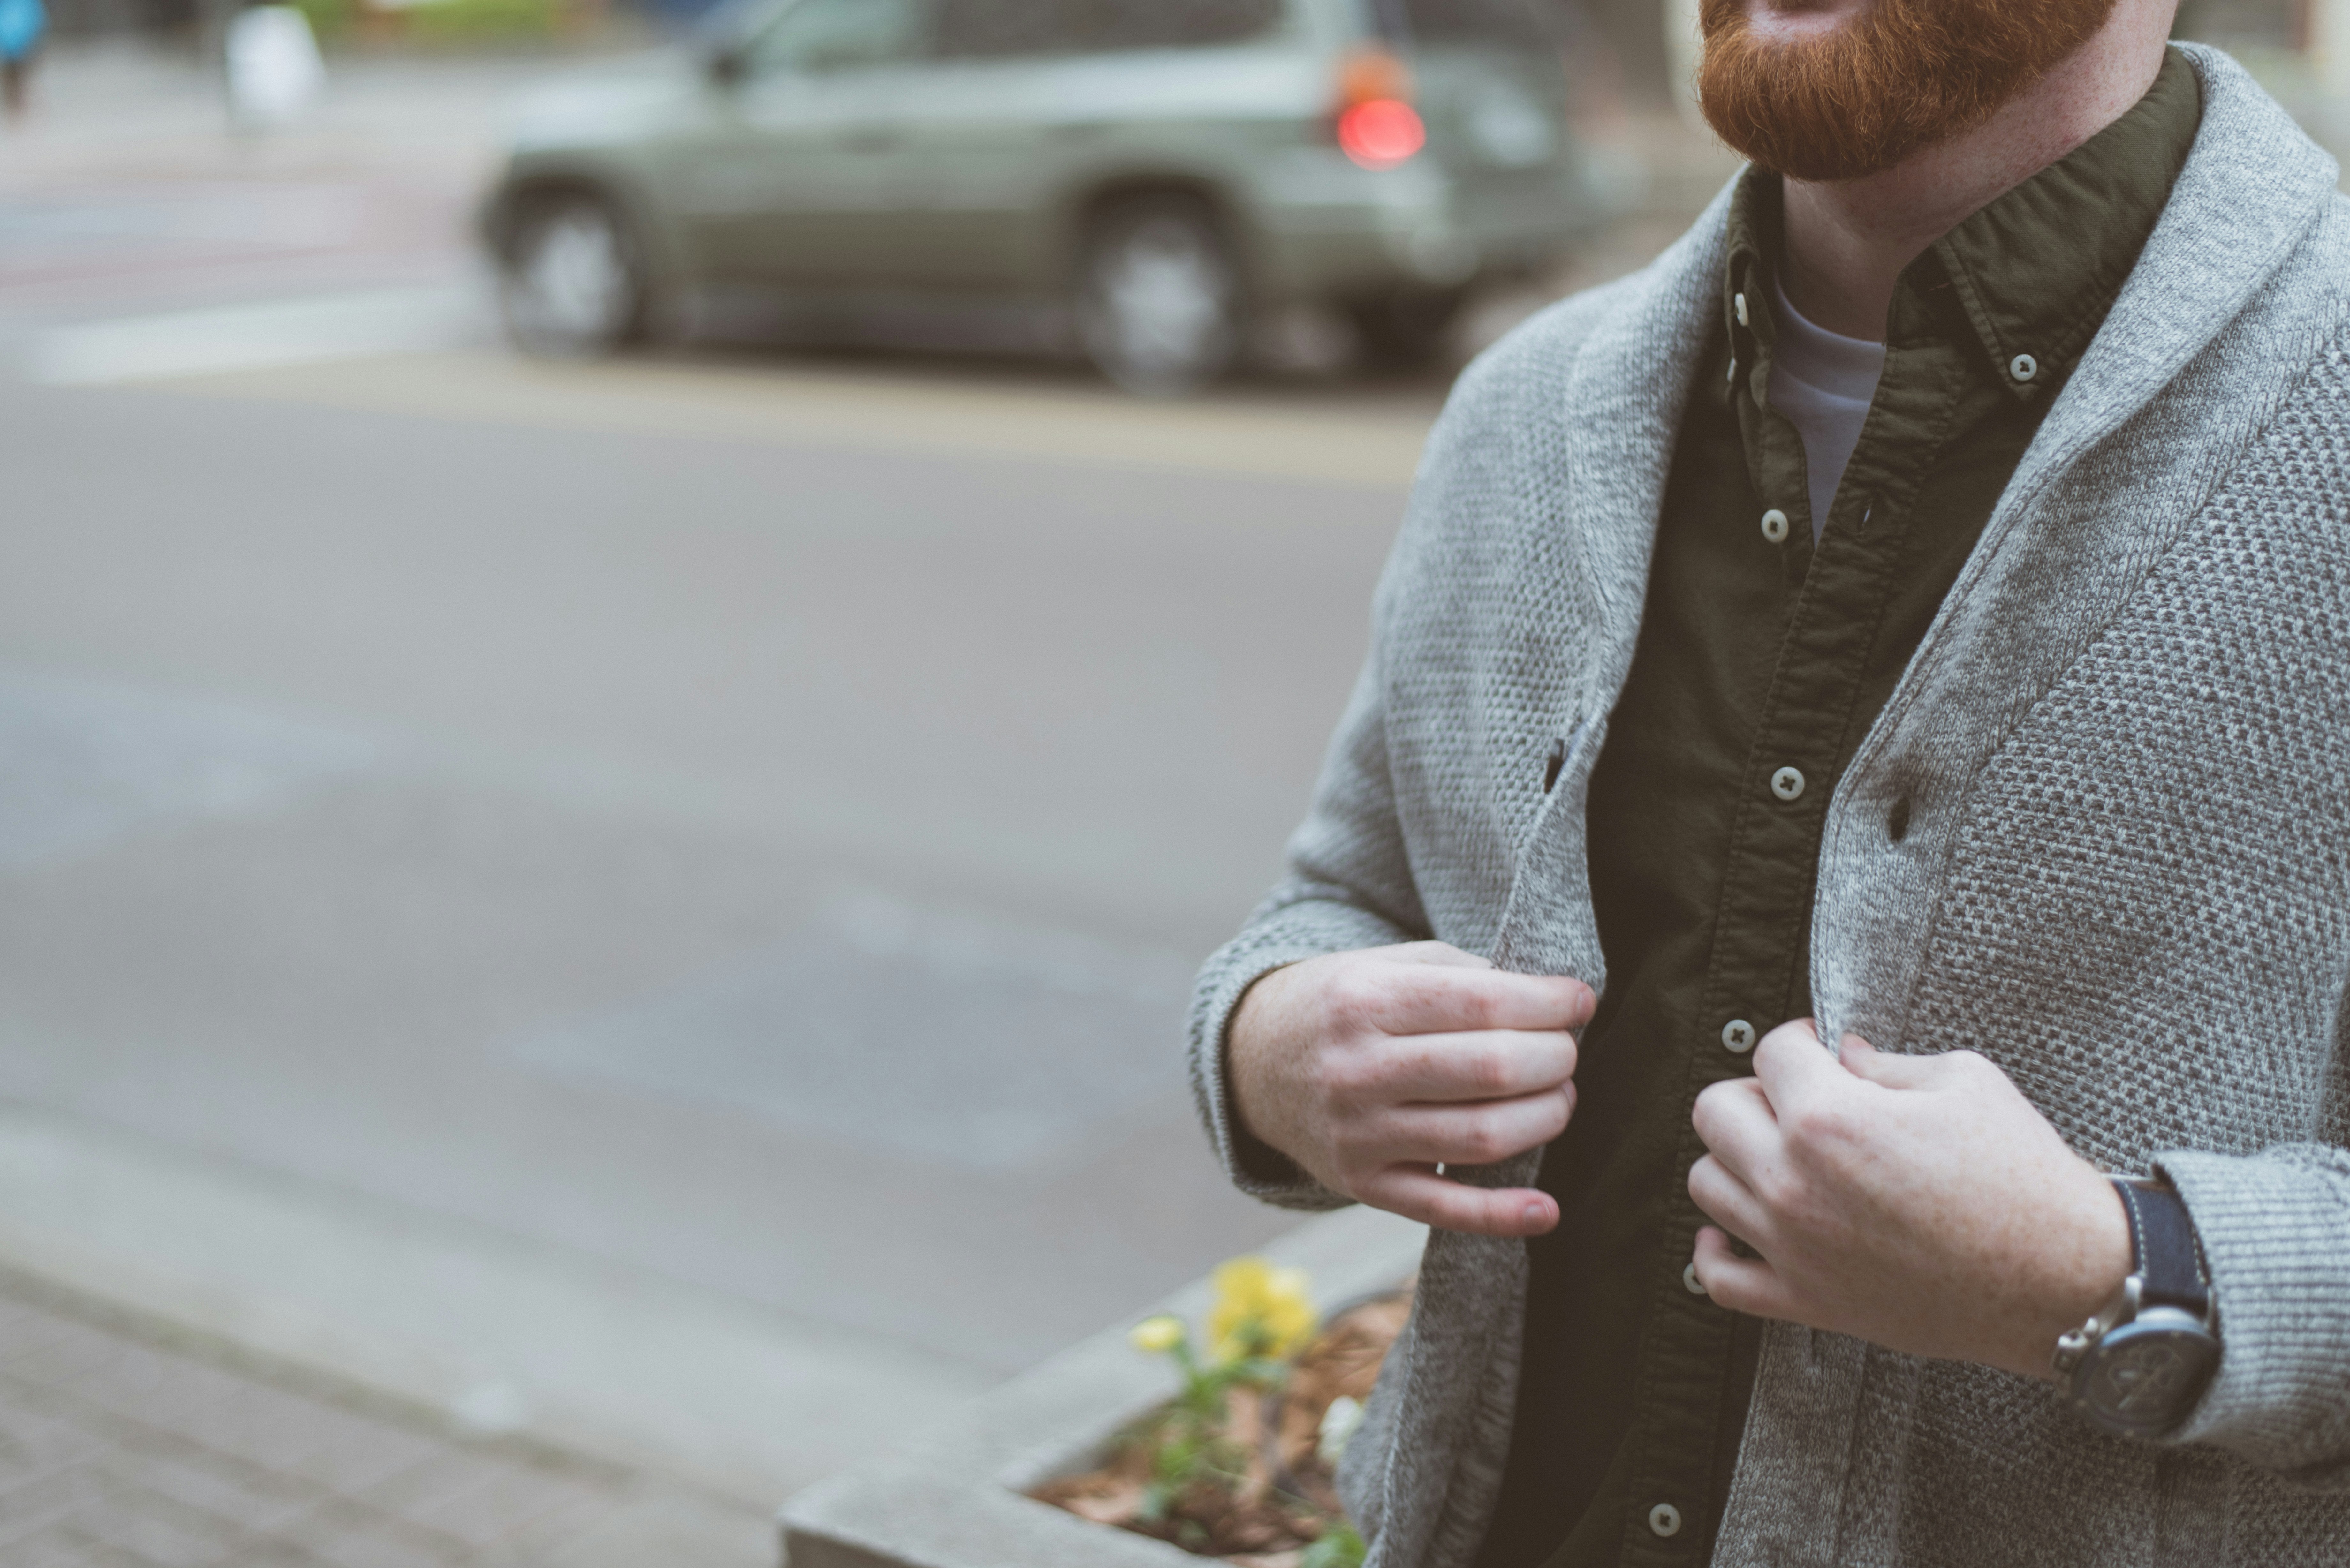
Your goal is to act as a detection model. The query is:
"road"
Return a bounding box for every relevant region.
[0,40,1451,1545]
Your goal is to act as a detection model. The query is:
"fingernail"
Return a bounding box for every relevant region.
[1524,1199,1547,1225]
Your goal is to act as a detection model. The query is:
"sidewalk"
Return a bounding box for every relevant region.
[0,44,569,329]
[0,1267,773,1568]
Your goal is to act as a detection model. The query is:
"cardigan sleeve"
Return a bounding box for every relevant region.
[1182,279,1618,1211]
[2152,1141,2350,1482]
[1186,646,1432,1210]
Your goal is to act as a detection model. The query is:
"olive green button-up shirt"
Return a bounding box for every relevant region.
[1472,50,2202,1568]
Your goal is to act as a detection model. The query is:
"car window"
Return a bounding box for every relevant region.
[932,0,1283,59]
[1388,0,1562,48]
[744,0,932,73]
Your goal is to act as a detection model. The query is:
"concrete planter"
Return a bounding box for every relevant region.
[780,1206,1427,1568]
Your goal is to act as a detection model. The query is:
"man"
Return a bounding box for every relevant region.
[1186,0,2350,1560]
[0,0,41,122]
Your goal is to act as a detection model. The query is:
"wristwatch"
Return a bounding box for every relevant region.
[2052,1176,2220,1438]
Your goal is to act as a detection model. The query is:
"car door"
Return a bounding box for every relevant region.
[885,0,1298,295]
[870,0,1066,293]
[679,0,937,288]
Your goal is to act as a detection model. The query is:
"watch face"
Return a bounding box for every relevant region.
[2076,1312,2221,1438]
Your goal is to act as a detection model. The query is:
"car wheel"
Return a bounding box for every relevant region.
[498,193,648,358]
[1079,198,1243,396]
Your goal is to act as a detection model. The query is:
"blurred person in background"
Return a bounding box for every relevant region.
[1190,0,2350,1562]
[0,0,42,121]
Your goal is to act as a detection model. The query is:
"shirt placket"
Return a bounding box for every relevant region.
[1615,294,1956,1567]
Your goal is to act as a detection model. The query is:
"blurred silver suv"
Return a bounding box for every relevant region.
[482,0,1600,390]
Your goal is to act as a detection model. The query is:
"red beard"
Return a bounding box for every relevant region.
[1697,0,2119,182]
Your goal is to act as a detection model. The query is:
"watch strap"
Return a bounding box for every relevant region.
[2113,1176,2210,1319]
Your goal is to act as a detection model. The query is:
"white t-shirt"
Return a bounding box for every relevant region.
[1766,276,1886,543]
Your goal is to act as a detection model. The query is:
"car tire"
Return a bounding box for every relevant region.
[498,192,650,359]
[1078,197,1244,396]
[1348,287,1467,371]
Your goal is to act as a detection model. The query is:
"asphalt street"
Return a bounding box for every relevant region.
[0,351,1415,1358]
[0,42,1448,1515]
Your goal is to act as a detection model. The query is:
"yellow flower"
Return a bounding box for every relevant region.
[1129,1314,1187,1355]
[1207,1256,1319,1363]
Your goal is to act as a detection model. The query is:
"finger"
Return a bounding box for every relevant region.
[1384,941,1494,970]
[1373,1087,1574,1167]
[1687,1153,1773,1248]
[1750,1017,1847,1107]
[1691,1226,1802,1320]
[1359,1167,1560,1237]
[1836,1035,1941,1089]
[1368,966,1596,1037]
[1689,1075,1779,1182]
[1379,1029,1578,1101]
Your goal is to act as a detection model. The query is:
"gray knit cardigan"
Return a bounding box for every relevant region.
[1188,45,2350,1568]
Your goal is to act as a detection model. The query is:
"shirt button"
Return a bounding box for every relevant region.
[1759,508,1789,544]
[1733,290,1749,327]
[1720,1018,1756,1053]
[1770,765,1806,801]
[2010,352,2038,382]
[1682,1261,1707,1295]
[1650,1502,1683,1537]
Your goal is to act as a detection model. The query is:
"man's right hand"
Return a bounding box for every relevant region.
[1225,942,1593,1237]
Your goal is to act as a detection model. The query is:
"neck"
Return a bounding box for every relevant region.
[1776,1,2177,340]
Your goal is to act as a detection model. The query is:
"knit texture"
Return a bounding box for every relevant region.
[1189,46,2350,1568]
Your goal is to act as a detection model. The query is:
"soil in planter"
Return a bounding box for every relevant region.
[1033,1288,1412,1567]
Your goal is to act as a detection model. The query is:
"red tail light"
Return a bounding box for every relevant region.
[1334,47,1424,170]
[1338,99,1427,169]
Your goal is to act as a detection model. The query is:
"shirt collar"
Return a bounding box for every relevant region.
[1719,46,2202,401]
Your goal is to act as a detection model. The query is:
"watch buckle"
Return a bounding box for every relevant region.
[2050,1272,2143,1378]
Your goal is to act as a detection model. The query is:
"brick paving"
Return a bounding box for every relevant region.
[0,1270,774,1568]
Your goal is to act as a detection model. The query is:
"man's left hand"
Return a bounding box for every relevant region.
[1687,1021,2132,1381]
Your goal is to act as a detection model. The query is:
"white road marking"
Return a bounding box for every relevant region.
[512,891,1196,1169]
[22,283,491,385]
[0,672,381,872]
